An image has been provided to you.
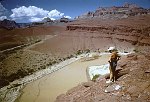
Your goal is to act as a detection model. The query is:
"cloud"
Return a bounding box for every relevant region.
[64,16,71,19]
[10,6,70,22]
[29,17,44,22]
[0,3,7,16]
[48,9,64,17]
[0,16,7,20]
[49,18,55,21]
[10,6,49,19]
[0,3,6,12]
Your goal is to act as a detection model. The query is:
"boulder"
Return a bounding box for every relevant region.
[105,84,122,93]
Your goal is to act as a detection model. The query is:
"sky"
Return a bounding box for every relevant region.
[0,0,150,23]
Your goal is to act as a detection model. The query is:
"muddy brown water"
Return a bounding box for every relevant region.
[16,55,110,102]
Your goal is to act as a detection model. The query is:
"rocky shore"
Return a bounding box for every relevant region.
[0,51,130,102]
[56,53,150,102]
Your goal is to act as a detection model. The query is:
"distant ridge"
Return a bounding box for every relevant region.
[0,19,20,29]
[76,3,150,19]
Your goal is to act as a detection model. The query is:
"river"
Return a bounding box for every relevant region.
[16,54,110,102]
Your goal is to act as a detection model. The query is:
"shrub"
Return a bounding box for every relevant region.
[112,49,118,52]
[63,58,66,61]
[85,49,90,53]
[17,69,28,78]
[27,68,34,74]
[47,62,52,66]
[35,39,41,43]
[92,74,100,82]
[69,54,74,58]
[0,79,9,88]
[133,49,139,53]
[76,50,82,55]
[58,58,62,61]
[6,69,28,82]
[52,60,57,64]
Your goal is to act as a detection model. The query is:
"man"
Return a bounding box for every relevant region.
[106,51,120,83]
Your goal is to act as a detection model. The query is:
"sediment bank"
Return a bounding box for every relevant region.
[0,52,131,102]
[0,54,82,102]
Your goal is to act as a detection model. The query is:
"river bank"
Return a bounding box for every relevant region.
[0,53,82,102]
[16,53,111,102]
[0,52,131,102]
[56,52,150,102]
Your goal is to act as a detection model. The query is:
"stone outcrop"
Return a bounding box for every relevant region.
[76,3,149,19]
[42,17,53,22]
[56,53,150,102]
[60,17,72,23]
[0,19,20,29]
[67,15,150,47]
[66,25,150,45]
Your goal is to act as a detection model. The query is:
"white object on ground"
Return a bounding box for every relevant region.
[104,84,122,93]
[107,47,115,51]
[118,52,131,55]
[88,53,99,57]
[106,80,113,84]
[105,89,108,93]
[88,64,109,80]
[115,85,122,90]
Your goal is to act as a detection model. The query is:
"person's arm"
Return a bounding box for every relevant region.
[117,55,121,61]
[108,56,111,63]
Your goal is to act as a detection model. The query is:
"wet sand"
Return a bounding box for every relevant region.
[17,54,110,102]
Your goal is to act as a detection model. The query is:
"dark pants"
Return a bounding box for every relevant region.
[109,62,117,82]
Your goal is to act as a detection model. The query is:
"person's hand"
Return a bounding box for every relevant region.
[117,57,121,61]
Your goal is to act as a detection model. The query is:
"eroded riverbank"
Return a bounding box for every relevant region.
[16,54,110,102]
[0,52,130,102]
[0,53,82,102]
